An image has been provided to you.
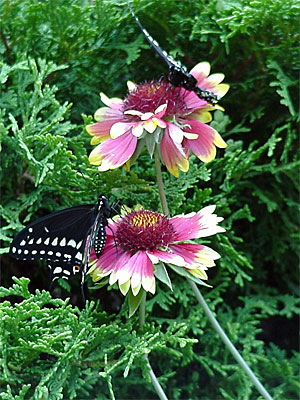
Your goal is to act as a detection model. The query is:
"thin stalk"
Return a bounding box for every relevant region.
[153,145,273,400]
[139,291,169,400]
[139,290,146,330]
[187,279,273,400]
[154,145,169,216]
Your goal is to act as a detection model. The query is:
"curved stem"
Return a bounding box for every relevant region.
[139,290,146,330]
[153,146,273,400]
[154,145,169,216]
[187,279,273,400]
[139,291,169,400]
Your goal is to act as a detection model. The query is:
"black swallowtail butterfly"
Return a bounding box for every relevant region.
[128,4,220,106]
[9,195,113,300]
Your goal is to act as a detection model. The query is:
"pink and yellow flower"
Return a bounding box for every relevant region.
[87,62,229,177]
[88,205,225,296]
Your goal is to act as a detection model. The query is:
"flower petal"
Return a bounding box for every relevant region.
[170,205,225,241]
[149,249,186,267]
[190,62,211,82]
[86,120,115,139]
[205,73,225,86]
[183,120,227,163]
[89,130,137,170]
[100,92,123,110]
[154,103,168,118]
[168,243,206,268]
[184,109,213,124]
[94,106,124,122]
[116,251,155,293]
[169,243,220,268]
[110,122,134,139]
[213,83,230,98]
[127,81,137,91]
[168,123,184,143]
[160,127,189,177]
[188,267,208,280]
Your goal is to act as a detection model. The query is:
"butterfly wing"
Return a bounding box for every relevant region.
[128,3,184,71]
[9,204,96,280]
[128,4,220,105]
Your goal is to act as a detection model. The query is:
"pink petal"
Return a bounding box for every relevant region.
[183,120,226,163]
[86,120,119,138]
[190,62,211,83]
[100,92,124,111]
[168,123,184,143]
[90,130,137,170]
[160,126,189,177]
[170,206,225,241]
[154,103,167,118]
[94,106,124,122]
[168,243,206,267]
[110,121,135,138]
[180,89,208,111]
[148,249,186,266]
[117,251,154,290]
[170,213,203,241]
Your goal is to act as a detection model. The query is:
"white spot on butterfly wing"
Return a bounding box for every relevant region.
[29,228,33,233]
[76,241,83,249]
[44,238,50,245]
[28,239,34,245]
[67,239,76,248]
[20,240,26,246]
[53,266,62,275]
[44,227,49,232]
[12,247,16,253]
[36,238,42,244]
[60,238,66,247]
[52,237,58,246]
[75,252,82,261]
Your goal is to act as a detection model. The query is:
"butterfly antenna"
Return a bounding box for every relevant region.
[111,200,122,217]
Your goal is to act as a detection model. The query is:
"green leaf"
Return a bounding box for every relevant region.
[128,288,145,318]
[168,265,212,288]
[154,263,173,291]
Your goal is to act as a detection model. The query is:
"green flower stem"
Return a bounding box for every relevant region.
[154,146,169,216]
[187,279,273,400]
[153,146,273,400]
[139,290,146,330]
[139,291,169,400]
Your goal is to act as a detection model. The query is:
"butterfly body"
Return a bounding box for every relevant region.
[128,4,220,105]
[9,195,113,294]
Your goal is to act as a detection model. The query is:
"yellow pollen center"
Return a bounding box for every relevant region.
[131,214,158,228]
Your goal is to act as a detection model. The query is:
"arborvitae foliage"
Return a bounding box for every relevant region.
[1,0,299,399]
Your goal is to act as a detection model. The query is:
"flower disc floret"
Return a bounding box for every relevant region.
[123,81,188,118]
[116,210,175,252]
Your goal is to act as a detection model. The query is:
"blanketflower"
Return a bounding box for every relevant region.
[87,62,229,177]
[88,205,225,296]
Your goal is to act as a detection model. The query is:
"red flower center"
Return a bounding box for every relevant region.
[123,80,189,120]
[115,209,175,252]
